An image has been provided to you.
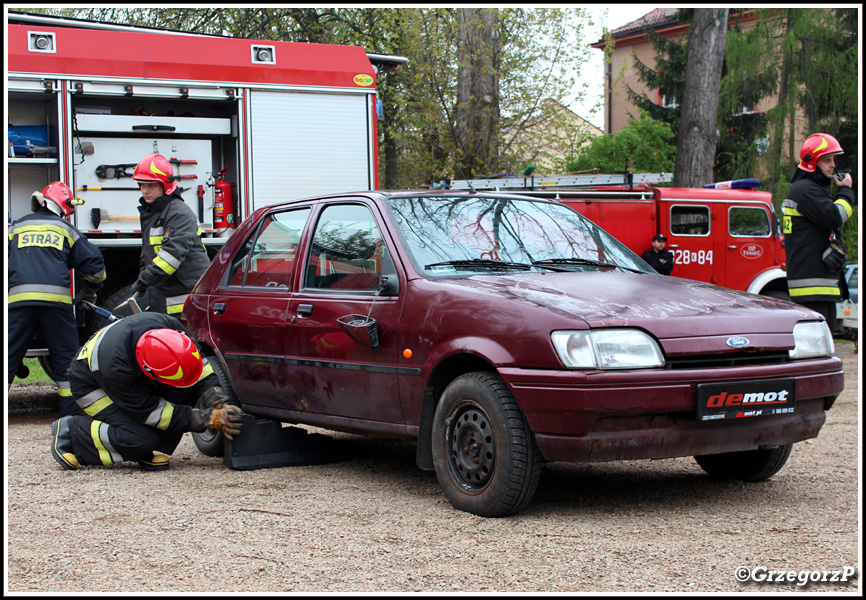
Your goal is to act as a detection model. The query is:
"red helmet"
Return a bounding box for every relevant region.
[132,153,177,195]
[135,328,203,388]
[798,133,844,173]
[31,181,81,216]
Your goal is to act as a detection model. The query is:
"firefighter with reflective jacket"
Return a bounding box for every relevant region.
[125,153,210,316]
[8,182,106,416]
[50,312,243,471]
[781,133,855,333]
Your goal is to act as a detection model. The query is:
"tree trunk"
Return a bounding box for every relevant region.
[454,8,500,178]
[673,8,729,187]
[768,10,793,197]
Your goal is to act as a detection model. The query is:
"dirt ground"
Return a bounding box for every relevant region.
[4,342,860,594]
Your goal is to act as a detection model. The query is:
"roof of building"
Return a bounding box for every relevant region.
[609,8,679,38]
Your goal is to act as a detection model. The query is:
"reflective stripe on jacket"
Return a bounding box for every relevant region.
[8,209,106,307]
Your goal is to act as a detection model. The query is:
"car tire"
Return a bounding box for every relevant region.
[694,444,793,482]
[432,372,542,517]
[191,356,239,457]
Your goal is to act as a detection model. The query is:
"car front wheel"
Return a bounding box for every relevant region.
[432,372,542,517]
[191,356,239,457]
[694,444,793,482]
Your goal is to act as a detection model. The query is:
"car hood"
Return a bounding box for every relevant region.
[447,271,819,350]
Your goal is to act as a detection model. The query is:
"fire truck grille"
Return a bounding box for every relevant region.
[665,351,791,369]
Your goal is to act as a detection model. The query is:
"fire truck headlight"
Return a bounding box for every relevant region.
[552,329,664,369]
[789,321,834,359]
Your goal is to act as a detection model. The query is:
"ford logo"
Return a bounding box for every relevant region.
[726,336,750,348]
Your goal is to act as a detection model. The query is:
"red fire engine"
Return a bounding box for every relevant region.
[7,10,406,369]
[446,173,790,300]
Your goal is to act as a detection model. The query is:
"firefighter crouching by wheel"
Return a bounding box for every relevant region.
[123,153,210,316]
[50,312,243,471]
[8,182,106,416]
[781,133,856,333]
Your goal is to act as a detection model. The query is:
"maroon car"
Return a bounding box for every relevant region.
[181,191,844,517]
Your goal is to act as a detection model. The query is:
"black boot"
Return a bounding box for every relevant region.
[50,417,79,470]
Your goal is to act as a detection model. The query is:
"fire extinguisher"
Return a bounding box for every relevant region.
[213,168,235,229]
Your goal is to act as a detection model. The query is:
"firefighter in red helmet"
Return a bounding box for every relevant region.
[50,312,243,471]
[781,133,856,333]
[124,153,210,316]
[8,182,106,416]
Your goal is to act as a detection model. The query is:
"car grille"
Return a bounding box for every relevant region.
[665,351,791,369]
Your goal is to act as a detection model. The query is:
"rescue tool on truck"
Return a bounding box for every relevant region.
[444,172,789,299]
[7,10,407,373]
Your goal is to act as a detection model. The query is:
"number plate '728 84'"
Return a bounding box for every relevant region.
[696,379,796,421]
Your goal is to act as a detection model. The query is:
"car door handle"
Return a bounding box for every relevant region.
[212,302,226,314]
[297,304,314,316]
[728,245,737,250]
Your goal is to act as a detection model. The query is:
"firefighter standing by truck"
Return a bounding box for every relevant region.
[8,182,106,416]
[50,311,243,471]
[781,133,855,333]
[125,153,210,316]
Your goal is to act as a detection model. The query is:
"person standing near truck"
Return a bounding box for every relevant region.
[781,133,855,333]
[8,182,106,416]
[641,234,675,275]
[126,153,210,316]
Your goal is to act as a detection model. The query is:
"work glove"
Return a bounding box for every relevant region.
[198,386,231,410]
[189,404,244,439]
[129,278,147,299]
[73,286,98,306]
[823,240,847,273]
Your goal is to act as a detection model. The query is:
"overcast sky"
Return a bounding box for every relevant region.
[570,6,652,128]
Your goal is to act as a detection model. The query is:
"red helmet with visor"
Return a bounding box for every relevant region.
[798,133,844,173]
[132,153,177,195]
[135,328,204,388]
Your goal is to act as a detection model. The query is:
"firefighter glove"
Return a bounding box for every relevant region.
[73,286,98,306]
[209,404,243,439]
[129,278,146,298]
[188,405,243,439]
[823,242,847,272]
[198,386,230,409]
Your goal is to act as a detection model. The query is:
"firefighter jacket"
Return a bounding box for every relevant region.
[8,207,106,308]
[68,312,218,436]
[138,191,210,314]
[781,169,855,303]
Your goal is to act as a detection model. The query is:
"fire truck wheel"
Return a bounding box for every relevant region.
[191,356,240,457]
[37,355,56,382]
[761,290,791,303]
[694,443,793,482]
[431,372,543,517]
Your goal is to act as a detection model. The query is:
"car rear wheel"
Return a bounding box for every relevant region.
[191,356,239,457]
[432,372,542,517]
[694,444,793,482]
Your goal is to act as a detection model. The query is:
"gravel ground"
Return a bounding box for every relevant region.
[4,342,860,594]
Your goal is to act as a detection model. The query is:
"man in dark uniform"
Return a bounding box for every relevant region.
[641,234,674,275]
[8,182,106,416]
[50,312,243,471]
[781,133,855,333]
[126,153,210,316]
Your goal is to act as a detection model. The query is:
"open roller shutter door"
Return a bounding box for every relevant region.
[249,90,373,208]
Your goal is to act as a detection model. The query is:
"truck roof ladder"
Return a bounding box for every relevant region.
[444,172,673,191]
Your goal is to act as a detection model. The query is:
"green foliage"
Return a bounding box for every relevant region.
[566,113,675,174]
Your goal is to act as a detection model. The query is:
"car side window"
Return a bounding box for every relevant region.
[670,205,710,236]
[227,208,311,289]
[729,206,770,237]
[304,204,391,291]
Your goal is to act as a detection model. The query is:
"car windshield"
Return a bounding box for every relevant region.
[386,195,653,276]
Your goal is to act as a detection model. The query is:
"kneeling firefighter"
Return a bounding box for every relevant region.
[50,312,243,471]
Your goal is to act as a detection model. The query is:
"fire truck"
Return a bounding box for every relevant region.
[445,173,790,299]
[7,10,406,369]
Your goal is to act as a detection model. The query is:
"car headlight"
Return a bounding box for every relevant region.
[789,321,834,359]
[551,329,664,369]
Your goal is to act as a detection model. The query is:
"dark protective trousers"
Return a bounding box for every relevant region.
[61,401,186,466]
[7,305,83,417]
